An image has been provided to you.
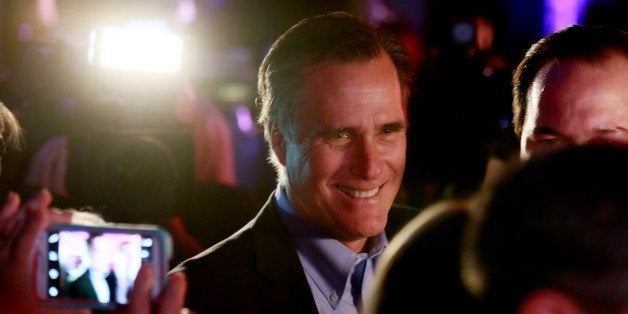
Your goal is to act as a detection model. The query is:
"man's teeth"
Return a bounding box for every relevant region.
[338,186,379,198]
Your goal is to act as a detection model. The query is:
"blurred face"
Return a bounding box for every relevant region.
[273,54,407,250]
[90,236,112,274]
[520,53,628,159]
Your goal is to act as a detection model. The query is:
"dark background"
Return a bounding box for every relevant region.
[0,0,625,234]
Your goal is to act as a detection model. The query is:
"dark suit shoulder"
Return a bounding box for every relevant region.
[178,228,255,271]
[171,197,316,313]
[173,195,275,275]
[174,223,269,312]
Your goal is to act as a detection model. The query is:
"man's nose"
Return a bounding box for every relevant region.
[349,139,382,180]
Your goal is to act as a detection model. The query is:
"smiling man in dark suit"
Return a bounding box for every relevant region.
[65,234,118,303]
[170,12,417,313]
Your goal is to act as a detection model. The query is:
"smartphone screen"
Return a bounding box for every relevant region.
[37,224,169,309]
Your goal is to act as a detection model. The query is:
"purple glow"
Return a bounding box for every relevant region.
[544,0,590,35]
[175,0,197,25]
[235,105,254,133]
[17,23,34,42]
[37,0,58,26]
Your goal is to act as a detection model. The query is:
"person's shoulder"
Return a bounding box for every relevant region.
[171,231,256,311]
[369,198,477,313]
[390,198,473,264]
[173,226,255,272]
[170,202,277,275]
[398,198,470,248]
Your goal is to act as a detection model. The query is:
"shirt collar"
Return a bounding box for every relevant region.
[275,186,388,309]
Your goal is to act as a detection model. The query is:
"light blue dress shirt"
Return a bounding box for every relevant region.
[275,188,388,314]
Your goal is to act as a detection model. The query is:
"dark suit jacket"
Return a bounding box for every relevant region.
[66,270,98,301]
[66,269,117,303]
[171,192,417,313]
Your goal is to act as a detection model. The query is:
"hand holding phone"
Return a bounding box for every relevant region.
[1,189,185,314]
[35,223,173,310]
[0,190,79,314]
[125,262,187,314]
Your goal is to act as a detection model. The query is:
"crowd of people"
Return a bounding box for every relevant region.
[0,8,626,314]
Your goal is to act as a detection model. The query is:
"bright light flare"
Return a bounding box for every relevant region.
[88,25,183,73]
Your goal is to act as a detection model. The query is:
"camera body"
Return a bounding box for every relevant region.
[34,223,171,310]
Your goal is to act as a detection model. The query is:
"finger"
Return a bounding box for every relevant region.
[0,193,25,244]
[49,208,73,225]
[14,201,48,266]
[2,200,48,296]
[13,190,53,263]
[157,272,187,314]
[126,264,154,314]
[1,211,26,244]
[0,191,20,220]
[23,190,53,212]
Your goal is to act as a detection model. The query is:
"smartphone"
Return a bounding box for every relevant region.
[35,223,172,310]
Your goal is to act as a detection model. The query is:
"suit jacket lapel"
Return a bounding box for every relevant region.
[252,197,319,313]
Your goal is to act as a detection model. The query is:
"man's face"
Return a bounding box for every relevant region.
[275,54,407,244]
[90,236,111,274]
[520,53,628,159]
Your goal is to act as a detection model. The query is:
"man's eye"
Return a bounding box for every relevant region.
[540,138,559,144]
[592,138,614,145]
[591,136,626,146]
[381,123,405,135]
[532,136,563,146]
[334,130,349,138]
[591,130,628,146]
[324,130,350,145]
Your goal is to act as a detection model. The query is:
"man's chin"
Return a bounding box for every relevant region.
[353,214,388,234]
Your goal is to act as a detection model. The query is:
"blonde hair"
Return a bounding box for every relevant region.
[0,102,24,154]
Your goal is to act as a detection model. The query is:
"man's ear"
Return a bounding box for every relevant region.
[518,289,584,314]
[271,129,287,166]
